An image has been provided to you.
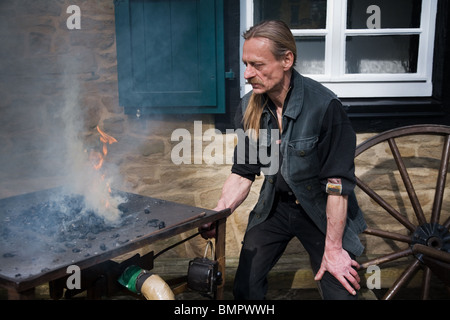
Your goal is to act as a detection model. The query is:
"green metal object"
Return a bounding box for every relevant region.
[118,265,143,294]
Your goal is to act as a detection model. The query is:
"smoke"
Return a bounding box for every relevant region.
[55,67,126,225]
[0,1,127,225]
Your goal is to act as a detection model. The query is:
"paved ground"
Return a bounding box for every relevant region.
[2,276,447,300]
[176,279,450,300]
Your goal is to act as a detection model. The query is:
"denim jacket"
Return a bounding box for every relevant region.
[240,71,367,256]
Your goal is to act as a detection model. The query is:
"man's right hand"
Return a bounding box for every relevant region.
[198,221,216,239]
[198,173,253,239]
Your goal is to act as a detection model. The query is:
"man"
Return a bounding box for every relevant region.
[200,20,367,300]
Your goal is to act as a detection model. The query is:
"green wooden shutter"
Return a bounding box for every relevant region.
[114,0,225,114]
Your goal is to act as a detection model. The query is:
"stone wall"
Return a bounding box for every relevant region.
[0,0,448,289]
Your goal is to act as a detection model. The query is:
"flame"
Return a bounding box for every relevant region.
[86,126,118,213]
[92,126,117,170]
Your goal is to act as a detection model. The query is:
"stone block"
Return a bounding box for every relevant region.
[138,140,165,156]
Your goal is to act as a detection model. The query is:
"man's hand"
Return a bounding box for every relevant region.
[198,221,216,239]
[314,248,361,296]
[199,173,253,239]
[317,193,360,296]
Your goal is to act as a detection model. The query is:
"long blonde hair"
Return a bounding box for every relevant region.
[242,20,297,140]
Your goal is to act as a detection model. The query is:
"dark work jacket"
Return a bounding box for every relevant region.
[239,70,367,256]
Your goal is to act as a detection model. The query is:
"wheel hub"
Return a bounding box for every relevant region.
[411,223,450,261]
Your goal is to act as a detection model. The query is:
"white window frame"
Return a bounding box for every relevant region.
[240,0,438,98]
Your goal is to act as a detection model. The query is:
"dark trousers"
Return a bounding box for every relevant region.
[233,195,357,300]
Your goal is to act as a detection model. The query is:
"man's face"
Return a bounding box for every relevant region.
[242,37,288,95]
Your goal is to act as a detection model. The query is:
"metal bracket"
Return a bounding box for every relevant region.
[225,68,235,80]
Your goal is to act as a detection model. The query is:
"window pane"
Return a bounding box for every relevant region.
[295,37,325,74]
[254,0,327,29]
[346,35,419,74]
[347,0,422,29]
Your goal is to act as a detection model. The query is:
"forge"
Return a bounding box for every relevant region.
[0,187,230,299]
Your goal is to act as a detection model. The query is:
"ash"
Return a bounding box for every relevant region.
[10,194,131,243]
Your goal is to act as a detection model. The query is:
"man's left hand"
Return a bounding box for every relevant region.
[314,248,361,296]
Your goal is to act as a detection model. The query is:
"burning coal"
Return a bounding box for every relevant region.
[10,193,129,244]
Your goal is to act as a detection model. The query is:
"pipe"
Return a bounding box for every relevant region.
[138,273,175,300]
[118,265,175,300]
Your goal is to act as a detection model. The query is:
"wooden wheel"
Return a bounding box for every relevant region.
[355,124,450,300]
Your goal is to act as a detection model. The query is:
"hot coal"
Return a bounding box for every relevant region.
[0,187,218,293]
[0,192,168,253]
[0,189,172,281]
[118,203,129,213]
[146,219,159,228]
[4,194,133,244]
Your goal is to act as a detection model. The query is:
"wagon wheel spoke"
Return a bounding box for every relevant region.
[421,267,432,300]
[444,216,450,230]
[360,247,413,269]
[412,244,450,264]
[356,177,416,232]
[388,138,427,225]
[431,135,450,224]
[383,259,421,300]
[364,227,411,244]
